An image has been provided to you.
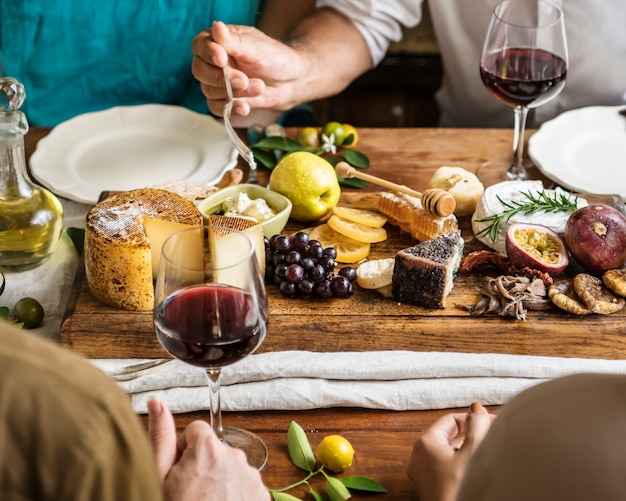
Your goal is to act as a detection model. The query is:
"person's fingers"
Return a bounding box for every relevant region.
[147,398,179,480]
[191,28,229,68]
[458,402,495,456]
[177,420,224,457]
[211,22,260,60]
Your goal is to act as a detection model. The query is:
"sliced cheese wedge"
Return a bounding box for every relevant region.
[208,215,266,281]
[84,188,203,311]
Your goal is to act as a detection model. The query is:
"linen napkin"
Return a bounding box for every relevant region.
[91,351,626,414]
[1,198,89,341]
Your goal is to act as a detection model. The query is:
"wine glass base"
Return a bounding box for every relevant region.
[222,426,268,470]
[476,158,555,188]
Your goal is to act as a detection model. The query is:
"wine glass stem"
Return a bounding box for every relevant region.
[509,105,530,180]
[206,369,224,440]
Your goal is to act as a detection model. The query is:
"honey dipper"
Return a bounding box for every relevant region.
[335,162,456,217]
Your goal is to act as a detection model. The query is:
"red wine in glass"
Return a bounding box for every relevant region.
[480,48,567,109]
[477,0,568,186]
[155,284,265,369]
[154,225,269,470]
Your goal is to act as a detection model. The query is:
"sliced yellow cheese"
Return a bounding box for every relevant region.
[208,215,265,281]
[84,188,203,311]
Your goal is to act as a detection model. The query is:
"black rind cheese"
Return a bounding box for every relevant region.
[392,230,464,309]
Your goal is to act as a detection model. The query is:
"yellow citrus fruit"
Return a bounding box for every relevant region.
[327,214,388,243]
[332,206,387,228]
[317,435,355,473]
[296,126,320,148]
[308,224,370,263]
[340,124,359,148]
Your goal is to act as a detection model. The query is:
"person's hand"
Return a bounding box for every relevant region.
[406,402,496,501]
[191,21,307,118]
[148,398,269,501]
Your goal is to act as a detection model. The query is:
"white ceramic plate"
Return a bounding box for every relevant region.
[529,106,626,197]
[30,104,238,204]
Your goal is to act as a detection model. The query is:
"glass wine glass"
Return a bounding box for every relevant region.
[154,225,269,469]
[477,0,568,186]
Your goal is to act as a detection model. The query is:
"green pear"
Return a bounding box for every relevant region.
[269,152,341,222]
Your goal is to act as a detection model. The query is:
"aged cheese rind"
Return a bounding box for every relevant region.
[85,188,203,311]
[392,230,464,309]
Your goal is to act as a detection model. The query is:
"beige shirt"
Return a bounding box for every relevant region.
[458,373,626,501]
[0,323,163,501]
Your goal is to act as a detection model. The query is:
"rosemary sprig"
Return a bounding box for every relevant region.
[475,189,579,242]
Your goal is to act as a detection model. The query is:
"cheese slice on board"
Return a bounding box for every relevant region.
[84,188,203,311]
[208,216,265,286]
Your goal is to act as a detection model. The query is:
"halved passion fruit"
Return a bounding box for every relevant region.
[505,222,568,276]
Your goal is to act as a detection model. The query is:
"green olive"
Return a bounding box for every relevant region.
[13,297,45,329]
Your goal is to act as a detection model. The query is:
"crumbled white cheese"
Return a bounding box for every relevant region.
[221,193,276,223]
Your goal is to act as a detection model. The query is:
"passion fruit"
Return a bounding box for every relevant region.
[564,204,626,275]
[505,222,568,276]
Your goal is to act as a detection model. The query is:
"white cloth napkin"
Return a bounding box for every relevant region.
[1,198,89,341]
[91,351,626,414]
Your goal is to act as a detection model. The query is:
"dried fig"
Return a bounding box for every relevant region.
[573,273,625,315]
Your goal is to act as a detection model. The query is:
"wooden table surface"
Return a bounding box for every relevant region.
[25,126,626,500]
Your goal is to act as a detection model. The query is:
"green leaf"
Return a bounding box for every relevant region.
[271,492,303,501]
[308,488,324,501]
[66,227,85,255]
[251,147,278,169]
[339,476,387,493]
[252,136,310,153]
[342,149,370,168]
[338,177,369,189]
[287,421,316,472]
[326,476,352,501]
[0,306,9,320]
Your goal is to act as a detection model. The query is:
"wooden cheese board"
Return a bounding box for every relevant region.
[60,191,626,360]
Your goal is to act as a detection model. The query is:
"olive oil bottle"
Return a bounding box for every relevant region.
[0,78,63,271]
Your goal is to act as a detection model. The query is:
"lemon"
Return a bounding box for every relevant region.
[333,206,387,228]
[317,435,355,473]
[296,126,320,148]
[327,215,388,243]
[340,124,359,148]
[309,224,370,263]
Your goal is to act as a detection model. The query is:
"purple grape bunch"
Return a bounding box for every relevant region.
[265,231,357,299]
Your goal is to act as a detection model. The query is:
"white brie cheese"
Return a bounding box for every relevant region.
[471,180,587,255]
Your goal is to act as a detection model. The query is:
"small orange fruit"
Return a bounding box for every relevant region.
[317,435,355,473]
[340,124,359,148]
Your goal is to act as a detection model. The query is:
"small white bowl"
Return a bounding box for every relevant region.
[197,184,292,238]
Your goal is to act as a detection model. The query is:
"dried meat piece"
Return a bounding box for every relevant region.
[467,275,551,320]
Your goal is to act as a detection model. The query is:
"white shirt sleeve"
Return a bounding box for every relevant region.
[316,0,423,66]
